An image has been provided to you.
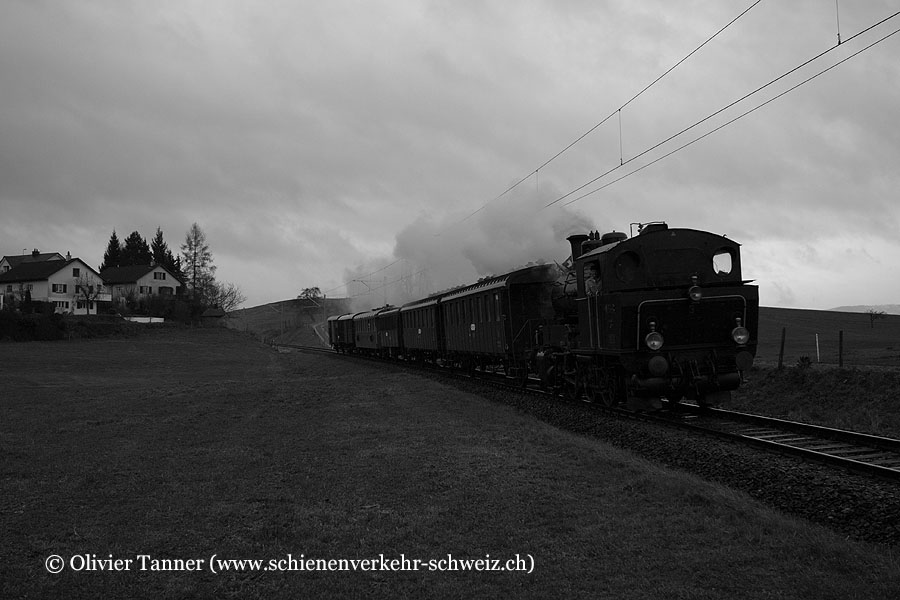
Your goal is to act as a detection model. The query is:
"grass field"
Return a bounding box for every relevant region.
[755,307,900,368]
[2,327,899,599]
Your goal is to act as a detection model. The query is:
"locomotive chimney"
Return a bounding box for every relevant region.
[567,234,589,260]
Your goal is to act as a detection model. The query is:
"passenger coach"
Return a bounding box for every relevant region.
[441,264,560,379]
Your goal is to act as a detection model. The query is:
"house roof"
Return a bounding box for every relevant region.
[101,264,184,285]
[1,252,65,268]
[0,258,98,284]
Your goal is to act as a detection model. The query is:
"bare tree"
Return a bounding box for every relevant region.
[209,281,246,313]
[74,272,106,315]
[181,222,216,305]
[299,286,322,303]
[867,309,887,329]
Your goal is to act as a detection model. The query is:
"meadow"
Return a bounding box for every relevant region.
[2,327,899,598]
[755,307,900,369]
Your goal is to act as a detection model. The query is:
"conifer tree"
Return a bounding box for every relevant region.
[151,227,169,266]
[100,230,122,272]
[122,231,153,266]
[150,226,181,275]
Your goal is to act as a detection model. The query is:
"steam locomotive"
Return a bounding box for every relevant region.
[328,222,758,408]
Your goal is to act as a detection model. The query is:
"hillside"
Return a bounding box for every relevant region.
[830,304,900,315]
[227,297,349,346]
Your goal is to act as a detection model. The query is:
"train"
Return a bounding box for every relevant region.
[328,222,758,409]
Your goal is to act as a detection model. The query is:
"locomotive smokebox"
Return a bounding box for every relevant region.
[567,234,589,260]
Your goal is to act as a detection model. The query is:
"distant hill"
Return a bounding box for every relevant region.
[830,305,900,315]
[227,297,350,346]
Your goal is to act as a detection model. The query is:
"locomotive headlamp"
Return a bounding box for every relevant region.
[687,275,702,302]
[732,326,750,345]
[645,331,664,351]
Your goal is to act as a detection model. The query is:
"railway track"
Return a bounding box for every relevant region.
[659,406,900,480]
[277,343,900,480]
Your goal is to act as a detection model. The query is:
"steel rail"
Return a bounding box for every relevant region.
[656,405,900,480]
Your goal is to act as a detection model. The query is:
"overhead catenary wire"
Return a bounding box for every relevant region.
[560,22,900,207]
[346,267,430,299]
[458,0,762,223]
[321,257,406,295]
[546,8,900,209]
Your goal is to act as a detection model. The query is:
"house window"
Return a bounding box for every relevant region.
[26,284,33,291]
[73,267,80,277]
[139,286,152,294]
[52,283,67,293]
[154,272,166,280]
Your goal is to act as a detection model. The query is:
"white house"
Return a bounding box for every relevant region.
[100,264,184,305]
[0,249,65,273]
[0,257,110,314]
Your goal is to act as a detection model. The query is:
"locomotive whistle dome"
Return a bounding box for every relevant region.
[600,231,627,245]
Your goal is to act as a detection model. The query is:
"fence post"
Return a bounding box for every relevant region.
[816,334,820,363]
[839,330,843,368]
[778,327,786,370]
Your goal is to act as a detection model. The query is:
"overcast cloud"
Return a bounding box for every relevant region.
[2,0,898,310]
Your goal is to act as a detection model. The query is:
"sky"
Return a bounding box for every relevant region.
[2,0,899,311]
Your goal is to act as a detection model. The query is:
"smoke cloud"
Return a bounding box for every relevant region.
[343,183,594,310]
